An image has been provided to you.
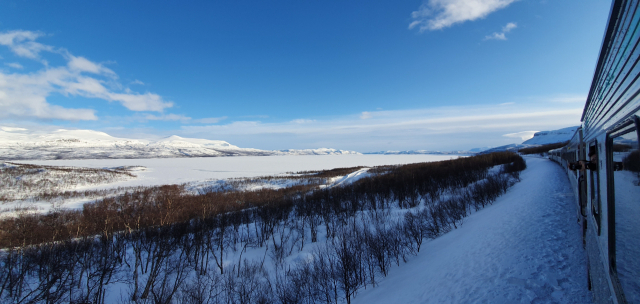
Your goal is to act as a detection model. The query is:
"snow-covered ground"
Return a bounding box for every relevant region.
[522,126,578,146]
[351,157,592,304]
[1,155,459,216]
[19,155,459,190]
[1,154,595,303]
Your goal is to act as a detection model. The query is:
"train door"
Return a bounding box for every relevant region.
[606,116,640,303]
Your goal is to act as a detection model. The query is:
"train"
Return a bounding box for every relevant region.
[548,0,640,302]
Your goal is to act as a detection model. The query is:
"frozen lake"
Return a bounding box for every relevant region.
[20,154,460,190]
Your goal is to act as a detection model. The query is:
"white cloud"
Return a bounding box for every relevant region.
[0,30,52,59]
[135,114,227,124]
[193,116,227,124]
[5,62,23,69]
[107,92,172,112]
[485,32,506,40]
[67,55,116,77]
[409,0,517,32]
[179,102,582,151]
[130,79,145,85]
[503,22,517,32]
[485,22,517,40]
[291,119,316,124]
[360,111,373,119]
[143,113,191,122]
[0,30,173,121]
[503,130,538,141]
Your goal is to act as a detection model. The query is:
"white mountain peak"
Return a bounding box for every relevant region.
[0,126,360,160]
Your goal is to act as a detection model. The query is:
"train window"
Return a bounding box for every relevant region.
[588,143,601,234]
[608,120,640,303]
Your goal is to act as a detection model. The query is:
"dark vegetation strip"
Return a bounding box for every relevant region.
[0,152,526,304]
[624,150,640,172]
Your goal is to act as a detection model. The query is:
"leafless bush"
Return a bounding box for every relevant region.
[0,162,140,202]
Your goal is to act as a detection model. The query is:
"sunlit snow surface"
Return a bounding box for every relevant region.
[1,155,458,217]
[351,157,592,304]
[19,155,457,190]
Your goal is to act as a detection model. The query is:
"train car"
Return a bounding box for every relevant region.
[551,0,640,302]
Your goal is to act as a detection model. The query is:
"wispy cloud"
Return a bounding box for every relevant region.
[360,111,372,119]
[409,0,517,32]
[4,62,23,69]
[135,114,227,124]
[142,113,191,123]
[0,30,52,60]
[193,116,227,124]
[290,119,316,124]
[130,79,145,85]
[485,22,517,40]
[0,30,173,121]
[180,102,581,151]
[547,95,585,103]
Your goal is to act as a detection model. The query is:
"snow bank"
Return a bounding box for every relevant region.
[352,157,592,304]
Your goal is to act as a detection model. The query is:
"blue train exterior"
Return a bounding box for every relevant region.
[549,1,640,302]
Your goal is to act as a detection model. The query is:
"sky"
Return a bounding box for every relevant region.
[0,0,613,152]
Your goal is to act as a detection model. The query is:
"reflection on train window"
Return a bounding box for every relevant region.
[611,129,640,302]
[589,144,601,233]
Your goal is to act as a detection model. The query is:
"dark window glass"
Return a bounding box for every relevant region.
[589,144,601,233]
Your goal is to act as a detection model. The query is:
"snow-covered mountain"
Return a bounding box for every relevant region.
[522,126,578,145]
[472,126,579,154]
[364,150,474,155]
[0,126,360,160]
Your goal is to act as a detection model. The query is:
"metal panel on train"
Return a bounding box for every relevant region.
[583,0,640,140]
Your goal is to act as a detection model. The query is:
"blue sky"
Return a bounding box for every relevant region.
[0,0,612,151]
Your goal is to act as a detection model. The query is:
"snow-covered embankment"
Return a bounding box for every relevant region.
[352,157,592,304]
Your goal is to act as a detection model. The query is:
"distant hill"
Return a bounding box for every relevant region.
[477,143,532,154]
[0,126,360,160]
[522,126,578,146]
[471,126,579,154]
[364,150,474,155]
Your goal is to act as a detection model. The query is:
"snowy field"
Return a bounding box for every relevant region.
[19,154,459,190]
[1,155,458,216]
[352,157,592,304]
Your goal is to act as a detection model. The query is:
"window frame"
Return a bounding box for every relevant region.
[605,115,640,301]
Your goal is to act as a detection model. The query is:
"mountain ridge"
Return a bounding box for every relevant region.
[0,126,360,160]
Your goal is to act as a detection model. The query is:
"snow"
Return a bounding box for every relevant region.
[1,154,596,303]
[522,126,578,146]
[0,126,361,160]
[351,157,591,304]
[364,150,474,155]
[1,155,459,216]
[19,155,458,190]
[329,167,372,187]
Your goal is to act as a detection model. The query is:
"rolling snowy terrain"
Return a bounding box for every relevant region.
[475,126,579,154]
[0,126,360,160]
[522,126,579,146]
[364,150,474,155]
